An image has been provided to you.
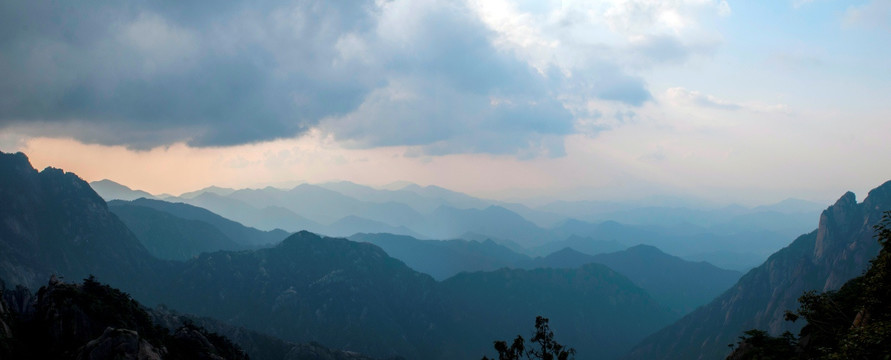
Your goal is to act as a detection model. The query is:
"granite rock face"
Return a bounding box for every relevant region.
[625,181,891,360]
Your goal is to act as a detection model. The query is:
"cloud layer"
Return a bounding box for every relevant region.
[0,0,729,156]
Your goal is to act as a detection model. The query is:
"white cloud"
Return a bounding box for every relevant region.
[665,87,789,113]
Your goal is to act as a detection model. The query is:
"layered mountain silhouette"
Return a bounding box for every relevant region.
[1,151,676,359]
[625,181,891,360]
[109,201,246,260]
[90,178,818,270]
[352,233,740,315]
[349,233,530,280]
[90,178,159,201]
[111,198,289,246]
[436,264,675,360]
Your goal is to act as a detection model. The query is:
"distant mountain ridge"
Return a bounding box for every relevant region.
[625,181,891,360]
[111,198,290,247]
[109,202,246,260]
[352,233,741,315]
[90,179,821,269]
[90,178,158,201]
[3,151,675,359]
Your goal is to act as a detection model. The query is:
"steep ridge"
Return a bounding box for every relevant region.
[625,181,891,360]
[0,152,164,298]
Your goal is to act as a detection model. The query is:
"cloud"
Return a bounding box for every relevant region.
[0,0,729,157]
[0,1,373,148]
[665,87,789,113]
[843,1,891,30]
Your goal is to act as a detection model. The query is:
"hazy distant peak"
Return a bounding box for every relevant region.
[623,244,667,257]
[89,179,155,201]
[380,180,417,190]
[753,197,827,214]
[177,185,236,199]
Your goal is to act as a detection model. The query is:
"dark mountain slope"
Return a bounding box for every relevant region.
[590,245,741,315]
[161,231,443,359]
[0,152,391,360]
[519,246,741,315]
[109,202,246,260]
[437,264,675,360]
[0,277,248,360]
[157,231,676,360]
[0,152,163,298]
[626,181,891,360]
[113,198,290,247]
[149,305,395,360]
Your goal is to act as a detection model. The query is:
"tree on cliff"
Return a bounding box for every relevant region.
[482,316,575,360]
[728,211,891,359]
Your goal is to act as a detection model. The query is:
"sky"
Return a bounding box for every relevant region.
[1,0,889,206]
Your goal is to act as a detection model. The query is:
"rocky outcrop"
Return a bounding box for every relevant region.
[0,277,249,359]
[76,327,165,360]
[625,180,891,360]
[149,306,391,360]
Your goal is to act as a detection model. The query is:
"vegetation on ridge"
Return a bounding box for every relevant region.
[728,211,891,359]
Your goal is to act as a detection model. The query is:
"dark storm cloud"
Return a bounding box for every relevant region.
[0,0,373,148]
[0,0,650,156]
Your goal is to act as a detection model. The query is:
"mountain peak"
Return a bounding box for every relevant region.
[864,180,891,210]
[833,191,857,208]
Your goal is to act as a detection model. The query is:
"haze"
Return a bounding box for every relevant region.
[2,0,889,206]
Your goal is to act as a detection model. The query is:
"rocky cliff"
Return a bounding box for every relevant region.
[625,180,891,360]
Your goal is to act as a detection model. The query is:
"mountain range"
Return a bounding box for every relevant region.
[91,179,825,270]
[0,151,677,359]
[353,233,741,315]
[9,150,888,360]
